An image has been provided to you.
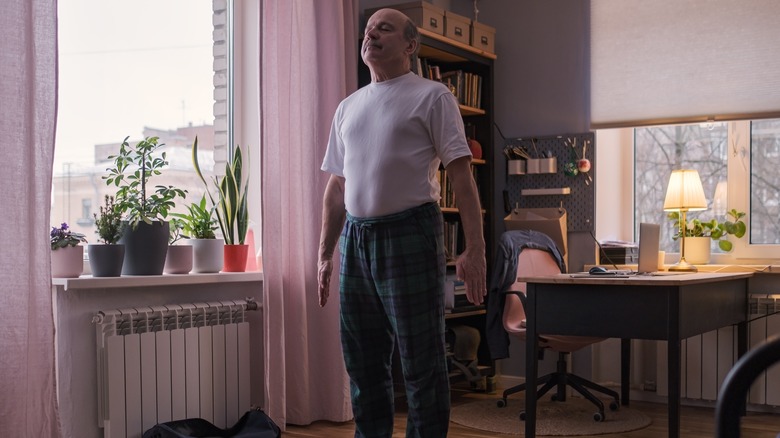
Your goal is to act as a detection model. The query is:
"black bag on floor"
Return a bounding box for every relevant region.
[143,409,281,438]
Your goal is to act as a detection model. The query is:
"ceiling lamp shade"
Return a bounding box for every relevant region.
[663,169,708,212]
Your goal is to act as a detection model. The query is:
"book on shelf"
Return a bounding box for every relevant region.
[418,63,483,110]
[444,221,459,262]
[446,304,486,314]
[444,274,466,309]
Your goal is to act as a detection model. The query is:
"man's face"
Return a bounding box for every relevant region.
[362,9,413,72]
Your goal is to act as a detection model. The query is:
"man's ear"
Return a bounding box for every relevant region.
[405,39,418,56]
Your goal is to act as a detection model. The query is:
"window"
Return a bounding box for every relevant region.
[634,119,780,260]
[634,123,728,253]
[78,198,93,226]
[749,120,780,245]
[52,0,227,242]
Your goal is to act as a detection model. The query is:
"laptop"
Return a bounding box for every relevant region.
[637,222,684,275]
[637,223,661,273]
[571,222,677,277]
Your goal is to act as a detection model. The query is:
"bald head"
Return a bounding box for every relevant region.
[362,8,420,81]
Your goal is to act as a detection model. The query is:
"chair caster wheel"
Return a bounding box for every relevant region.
[496,399,507,408]
[519,411,526,421]
[593,412,605,422]
[609,401,619,411]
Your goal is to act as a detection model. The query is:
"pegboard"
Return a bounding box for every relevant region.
[503,132,595,232]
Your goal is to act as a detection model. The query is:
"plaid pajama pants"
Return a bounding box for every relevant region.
[339,202,450,438]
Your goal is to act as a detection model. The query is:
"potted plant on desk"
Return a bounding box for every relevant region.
[668,208,746,264]
[171,195,223,273]
[50,222,88,278]
[87,195,126,277]
[104,135,187,275]
[192,137,249,272]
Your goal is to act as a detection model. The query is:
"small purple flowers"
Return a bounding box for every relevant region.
[51,222,88,250]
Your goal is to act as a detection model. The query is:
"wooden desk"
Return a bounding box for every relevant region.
[521,272,751,438]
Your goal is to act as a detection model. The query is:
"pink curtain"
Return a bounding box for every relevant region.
[261,0,359,428]
[0,0,61,436]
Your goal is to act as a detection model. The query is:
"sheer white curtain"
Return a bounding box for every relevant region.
[0,0,61,436]
[261,0,358,428]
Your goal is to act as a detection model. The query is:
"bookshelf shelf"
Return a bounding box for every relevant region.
[418,28,497,61]
[460,104,486,116]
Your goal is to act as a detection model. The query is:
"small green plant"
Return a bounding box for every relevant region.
[168,217,186,245]
[668,208,746,251]
[51,222,88,250]
[93,195,125,244]
[171,195,218,239]
[192,137,249,245]
[104,136,187,229]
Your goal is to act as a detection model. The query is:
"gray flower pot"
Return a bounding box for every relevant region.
[87,244,125,277]
[119,221,169,275]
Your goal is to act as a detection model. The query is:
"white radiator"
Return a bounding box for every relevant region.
[94,299,258,438]
[657,294,780,407]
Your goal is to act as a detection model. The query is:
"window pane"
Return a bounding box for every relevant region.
[750,119,780,244]
[634,123,728,252]
[53,0,216,242]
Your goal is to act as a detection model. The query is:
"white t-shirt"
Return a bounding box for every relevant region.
[322,71,471,218]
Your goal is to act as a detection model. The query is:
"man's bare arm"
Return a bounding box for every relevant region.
[317,175,347,307]
[446,156,487,305]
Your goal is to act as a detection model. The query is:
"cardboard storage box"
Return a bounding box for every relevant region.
[444,11,471,45]
[504,207,568,257]
[367,2,445,36]
[470,21,495,54]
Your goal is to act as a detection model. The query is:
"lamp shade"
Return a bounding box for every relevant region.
[663,169,708,211]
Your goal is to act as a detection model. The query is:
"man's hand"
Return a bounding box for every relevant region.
[318,259,333,307]
[456,245,486,305]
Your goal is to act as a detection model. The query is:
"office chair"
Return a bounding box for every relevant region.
[715,334,780,438]
[496,247,620,422]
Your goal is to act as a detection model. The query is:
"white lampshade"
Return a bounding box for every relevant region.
[663,169,708,212]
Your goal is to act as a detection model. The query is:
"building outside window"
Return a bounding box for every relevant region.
[52,0,227,243]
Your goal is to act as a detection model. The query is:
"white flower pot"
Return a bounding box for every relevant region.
[191,238,224,273]
[684,236,711,265]
[51,245,84,278]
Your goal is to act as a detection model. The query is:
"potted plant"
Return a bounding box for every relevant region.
[192,137,249,272]
[163,218,193,274]
[88,195,126,277]
[51,222,88,278]
[668,208,746,263]
[171,195,223,273]
[104,135,187,275]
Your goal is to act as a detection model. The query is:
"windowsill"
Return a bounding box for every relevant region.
[52,271,263,291]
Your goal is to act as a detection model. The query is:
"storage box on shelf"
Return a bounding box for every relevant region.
[444,10,471,45]
[470,21,495,54]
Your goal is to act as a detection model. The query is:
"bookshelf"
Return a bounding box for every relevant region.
[359,26,496,391]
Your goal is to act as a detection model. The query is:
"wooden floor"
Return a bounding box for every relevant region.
[282,385,780,437]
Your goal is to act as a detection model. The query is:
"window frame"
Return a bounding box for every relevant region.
[596,121,780,263]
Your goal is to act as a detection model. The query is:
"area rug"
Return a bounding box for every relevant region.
[450,397,652,436]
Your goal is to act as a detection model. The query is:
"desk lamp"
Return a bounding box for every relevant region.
[663,169,708,272]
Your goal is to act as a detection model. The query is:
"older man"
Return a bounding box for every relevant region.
[318,8,486,437]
